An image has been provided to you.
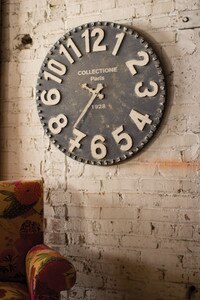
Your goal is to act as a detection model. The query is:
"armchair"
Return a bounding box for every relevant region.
[0,179,76,299]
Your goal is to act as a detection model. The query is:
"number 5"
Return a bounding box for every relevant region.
[112,125,133,151]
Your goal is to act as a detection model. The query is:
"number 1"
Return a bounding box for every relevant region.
[112,32,125,56]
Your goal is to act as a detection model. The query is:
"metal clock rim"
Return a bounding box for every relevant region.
[36,21,167,166]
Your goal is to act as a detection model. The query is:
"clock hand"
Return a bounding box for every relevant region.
[74,83,104,128]
[81,83,104,100]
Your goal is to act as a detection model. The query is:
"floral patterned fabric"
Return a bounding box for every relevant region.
[0,180,43,283]
[26,244,76,299]
[0,180,76,299]
[0,282,29,299]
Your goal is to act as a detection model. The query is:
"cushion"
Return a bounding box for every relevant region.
[0,180,43,283]
[0,282,29,299]
[26,244,76,298]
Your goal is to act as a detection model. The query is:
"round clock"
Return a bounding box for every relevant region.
[36,21,166,165]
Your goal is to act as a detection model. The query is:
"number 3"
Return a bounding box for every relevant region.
[135,81,159,98]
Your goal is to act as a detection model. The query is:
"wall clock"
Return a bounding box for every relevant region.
[36,21,166,165]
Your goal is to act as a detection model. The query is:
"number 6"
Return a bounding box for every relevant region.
[91,135,107,160]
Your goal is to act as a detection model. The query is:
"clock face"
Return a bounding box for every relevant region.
[36,21,166,165]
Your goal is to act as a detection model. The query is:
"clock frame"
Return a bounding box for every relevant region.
[36,21,166,165]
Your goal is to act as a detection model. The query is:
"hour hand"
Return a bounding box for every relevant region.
[81,83,104,100]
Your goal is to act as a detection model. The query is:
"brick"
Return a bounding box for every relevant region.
[140,178,181,193]
[67,4,81,16]
[149,30,176,43]
[178,9,200,29]
[81,1,116,14]
[141,250,181,267]
[67,206,100,219]
[100,7,135,22]
[1,2,200,300]
[152,1,174,15]
[100,207,137,220]
[175,0,200,10]
[67,178,101,192]
[102,178,139,192]
[121,235,158,249]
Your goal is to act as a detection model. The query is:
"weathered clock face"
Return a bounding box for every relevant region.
[36,21,166,165]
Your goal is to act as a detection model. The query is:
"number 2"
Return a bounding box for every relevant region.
[82,28,107,53]
[126,51,149,76]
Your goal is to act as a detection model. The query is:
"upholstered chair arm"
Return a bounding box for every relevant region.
[26,244,76,300]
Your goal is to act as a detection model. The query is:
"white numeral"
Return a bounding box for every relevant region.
[44,59,67,84]
[69,128,86,153]
[112,125,133,151]
[129,109,152,131]
[126,51,149,76]
[81,29,90,53]
[91,135,107,160]
[112,32,125,56]
[135,81,159,98]
[59,44,74,64]
[48,59,67,76]
[48,114,68,134]
[41,89,61,106]
[82,28,107,53]
[44,71,62,84]
[92,28,107,52]
[66,38,82,58]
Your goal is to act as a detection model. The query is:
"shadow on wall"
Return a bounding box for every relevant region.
[61,190,200,300]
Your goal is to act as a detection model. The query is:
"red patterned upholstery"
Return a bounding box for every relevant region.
[0,180,76,299]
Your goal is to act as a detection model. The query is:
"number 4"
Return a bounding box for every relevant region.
[129,109,152,131]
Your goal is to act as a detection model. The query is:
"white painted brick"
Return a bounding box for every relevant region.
[100,7,135,22]
[65,13,102,30]
[117,0,152,6]
[140,178,181,193]
[1,1,200,299]
[158,161,199,179]
[141,250,181,267]
[67,206,100,219]
[81,0,116,13]
[100,207,137,220]
[67,178,101,192]
[175,0,200,10]
[118,162,157,177]
[34,20,64,34]
[102,178,139,192]
[151,15,177,29]
[67,4,81,16]
[149,30,176,43]
[121,235,158,249]
[152,1,174,15]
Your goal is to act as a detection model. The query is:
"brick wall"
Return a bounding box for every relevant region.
[1,0,200,299]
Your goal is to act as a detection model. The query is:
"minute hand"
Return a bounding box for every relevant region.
[74,84,104,128]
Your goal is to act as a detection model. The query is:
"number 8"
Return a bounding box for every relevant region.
[48,114,68,134]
